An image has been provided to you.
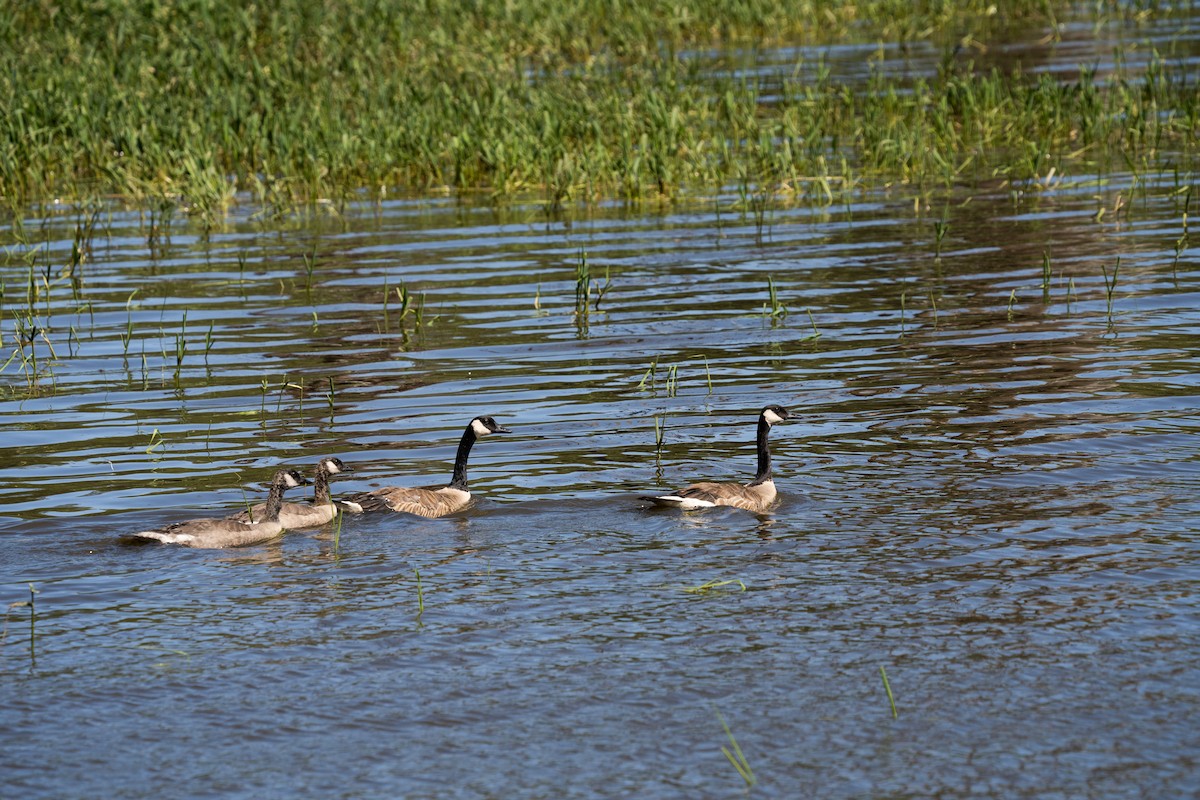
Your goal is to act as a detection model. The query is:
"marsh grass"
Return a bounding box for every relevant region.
[2,2,1194,216]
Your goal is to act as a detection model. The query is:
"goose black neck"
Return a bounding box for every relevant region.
[262,476,287,522]
[448,424,478,491]
[313,466,331,505]
[750,416,773,485]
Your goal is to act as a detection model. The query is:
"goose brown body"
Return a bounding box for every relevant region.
[131,469,308,548]
[353,416,510,518]
[645,405,791,513]
[230,457,352,529]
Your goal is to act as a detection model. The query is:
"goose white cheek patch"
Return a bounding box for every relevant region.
[762,408,786,425]
[471,418,492,436]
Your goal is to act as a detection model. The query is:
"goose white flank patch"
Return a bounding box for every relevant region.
[130,468,309,548]
[644,404,792,513]
[351,416,510,518]
[229,456,353,529]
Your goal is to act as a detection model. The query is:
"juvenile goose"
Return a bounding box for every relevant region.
[644,404,792,513]
[131,468,309,548]
[229,457,354,529]
[354,416,511,518]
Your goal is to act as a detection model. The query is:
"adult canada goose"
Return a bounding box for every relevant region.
[353,416,511,518]
[130,468,309,548]
[643,404,792,513]
[228,457,353,529]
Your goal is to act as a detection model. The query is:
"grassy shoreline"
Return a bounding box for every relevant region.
[1,1,1194,218]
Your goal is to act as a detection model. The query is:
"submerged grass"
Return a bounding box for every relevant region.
[1,2,1196,217]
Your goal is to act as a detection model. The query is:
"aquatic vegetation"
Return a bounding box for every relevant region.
[802,309,821,342]
[0,2,1195,216]
[1041,249,1053,304]
[715,708,757,788]
[573,250,591,331]
[762,276,788,322]
[1,584,38,667]
[638,358,658,392]
[879,665,899,719]
[683,578,747,594]
[933,211,950,258]
[1102,257,1121,328]
[415,568,425,618]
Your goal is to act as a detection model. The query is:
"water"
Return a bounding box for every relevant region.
[4,50,1200,800]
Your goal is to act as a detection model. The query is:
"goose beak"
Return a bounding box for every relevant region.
[493,424,512,434]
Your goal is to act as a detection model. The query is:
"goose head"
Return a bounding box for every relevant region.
[470,416,512,437]
[760,405,791,425]
[319,456,353,475]
[281,468,310,488]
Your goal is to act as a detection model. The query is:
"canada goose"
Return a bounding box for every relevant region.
[229,457,353,529]
[353,416,511,518]
[130,468,309,548]
[644,404,792,513]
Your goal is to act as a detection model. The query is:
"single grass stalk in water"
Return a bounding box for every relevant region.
[415,568,425,617]
[593,266,612,310]
[1007,288,1017,321]
[638,357,658,391]
[1,583,38,665]
[1041,249,1052,303]
[332,508,343,554]
[715,708,757,789]
[666,364,679,397]
[204,321,215,362]
[899,290,907,338]
[703,355,712,394]
[145,428,162,454]
[880,665,898,719]
[802,308,821,341]
[684,578,746,594]
[326,376,336,421]
[933,209,950,257]
[929,292,940,328]
[1101,257,1120,327]
[302,242,317,299]
[654,415,666,465]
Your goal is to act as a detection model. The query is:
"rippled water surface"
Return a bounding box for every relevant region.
[4,42,1200,800]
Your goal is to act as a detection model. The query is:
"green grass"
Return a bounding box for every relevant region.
[0,1,1194,217]
[880,665,898,719]
[715,707,757,788]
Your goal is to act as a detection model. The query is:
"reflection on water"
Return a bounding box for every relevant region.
[3,65,1200,800]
